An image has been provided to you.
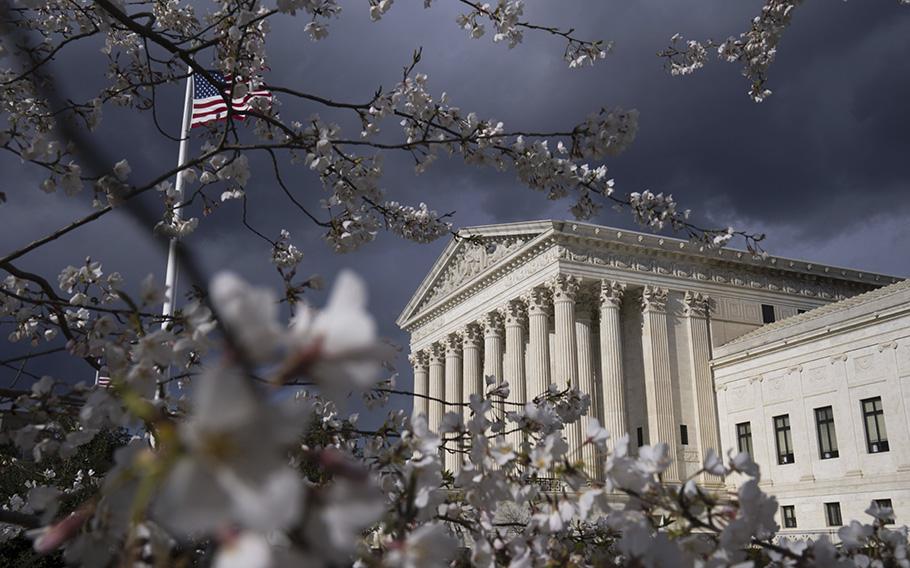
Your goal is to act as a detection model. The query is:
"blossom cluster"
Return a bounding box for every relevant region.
[2,268,909,567]
[662,0,908,102]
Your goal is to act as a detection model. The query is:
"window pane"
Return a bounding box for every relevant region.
[815,406,838,458]
[825,502,842,527]
[874,499,895,525]
[875,413,888,441]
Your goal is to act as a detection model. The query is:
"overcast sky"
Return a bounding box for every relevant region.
[2,1,909,411]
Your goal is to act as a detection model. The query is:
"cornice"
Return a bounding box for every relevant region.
[398,220,900,335]
[711,302,910,369]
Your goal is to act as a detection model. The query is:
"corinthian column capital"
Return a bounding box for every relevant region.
[522,287,551,316]
[498,300,526,326]
[481,311,504,336]
[428,343,445,364]
[549,274,580,302]
[445,332,463,355]
[683,291,711,318]
[408,350,429,368]
[599,280,626,309]
[641,285,669,313]
[462,323,483,348]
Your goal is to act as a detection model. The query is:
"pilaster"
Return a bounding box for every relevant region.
[684,291,722,485]
[641,285,680,482]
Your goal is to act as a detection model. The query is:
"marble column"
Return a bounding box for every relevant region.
[501,300,526,452]
[599,280,627,453]
[409,350,429,421]
[684,291,722,485]
[463,324,484,407]
[641,285,680,482]
[428,344,445,433]
[575,287,598,477]
[444,332,464,473]
[482,312,505,424]
[550,274,582,455]
[524,287,552,402]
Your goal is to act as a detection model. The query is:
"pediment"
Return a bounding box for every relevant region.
[397,221,554,326]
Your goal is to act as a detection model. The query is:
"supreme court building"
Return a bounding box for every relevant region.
[397,220,907,534]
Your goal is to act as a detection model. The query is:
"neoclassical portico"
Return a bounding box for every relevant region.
[398,221,895,479]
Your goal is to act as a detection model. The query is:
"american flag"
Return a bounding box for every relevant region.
[191,71,272,128]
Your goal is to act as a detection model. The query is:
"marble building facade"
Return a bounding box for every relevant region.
[713,279,910,535]
[397,221,898,485]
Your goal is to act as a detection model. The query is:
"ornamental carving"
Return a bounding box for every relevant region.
[499,300,526,326]
[559,244,863,302]
[408,350,428,368]
[444,332,463,355]
[481,311,504,336]
[683,291,711,318]
[428,343,445,364]
[574,285,596,320]
[420,237,527,309]
[462,323,483,347]
[549,274,580,302]
[641,285,669,312]
[522,287,551,316]
[599,280,625,309]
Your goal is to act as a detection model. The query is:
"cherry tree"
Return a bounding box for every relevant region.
[0,1,908,566]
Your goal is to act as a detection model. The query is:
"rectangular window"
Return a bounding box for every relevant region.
[815,406,839,459]
[862,397,889,453]
[761,304,776,324]
[680,424,689,445]
[736,422,753,456]
[774,414,794,464]
[637,426,644,448]
[874,499,895,524]
[797,309,807,314]
[825,502,843,527]
[781,505,797,528]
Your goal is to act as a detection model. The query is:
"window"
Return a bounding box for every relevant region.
[825,502,843,527]
[862,397,889,453]
[781,505,797,528]
[680,424,689,445]
[774,414,794,464]
[797,309,807,314]
[874,499,895,524]
[761,304,776,324]
[736,422,753,456]
[637,427,644,448]
[815,406,839,459]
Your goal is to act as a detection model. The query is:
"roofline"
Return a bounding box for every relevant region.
[397,219,902,330]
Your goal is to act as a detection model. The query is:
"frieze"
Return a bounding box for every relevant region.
[559,244,858,302]
[408,236,874,343]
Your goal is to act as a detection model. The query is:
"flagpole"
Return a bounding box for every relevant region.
[161,69,194,330]
[154,68,193,402]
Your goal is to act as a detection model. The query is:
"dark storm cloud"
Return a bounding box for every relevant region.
[2,2,909,414]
